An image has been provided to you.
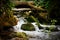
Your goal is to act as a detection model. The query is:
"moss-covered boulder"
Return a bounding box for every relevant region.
[10,32,28,40]
[21,23,35,31]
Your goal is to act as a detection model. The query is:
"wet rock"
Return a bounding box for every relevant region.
[45,31,60,40]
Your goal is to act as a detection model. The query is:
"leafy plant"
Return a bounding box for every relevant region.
[0,0,14,14]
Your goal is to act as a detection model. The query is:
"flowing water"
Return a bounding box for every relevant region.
[13,17,60,40]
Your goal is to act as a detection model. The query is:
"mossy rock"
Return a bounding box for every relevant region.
[10,32,28,40]
[21,23,35,31]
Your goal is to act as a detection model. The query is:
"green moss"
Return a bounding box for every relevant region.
[10,32,28,40]
[21,23,35,31]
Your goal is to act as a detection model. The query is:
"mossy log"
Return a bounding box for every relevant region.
[13,1,45,10]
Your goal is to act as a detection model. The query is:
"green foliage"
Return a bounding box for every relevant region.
[49,19,57,31]
[34,0,40,6]
[0,0,14,15]
[30,16,41,27]
[26,16,35,22]
[33,0,49,9]
[51,19,57,25]
[34,0,60,24]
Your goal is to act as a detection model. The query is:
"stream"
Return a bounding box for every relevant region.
[13,17,60,40]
